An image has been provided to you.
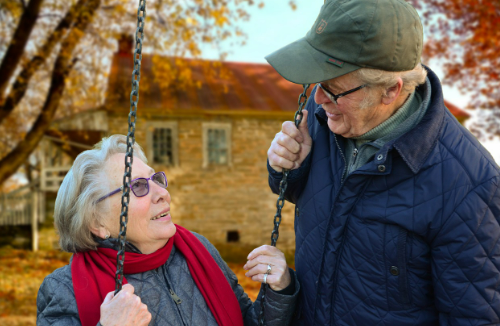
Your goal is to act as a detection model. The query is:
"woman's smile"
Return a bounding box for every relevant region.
[150,210,171,222]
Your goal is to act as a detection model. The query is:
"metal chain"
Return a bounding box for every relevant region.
[258,83,310,325]
[113,0,309,315]
[115,0,146,294]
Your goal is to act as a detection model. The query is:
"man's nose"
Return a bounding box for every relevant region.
[315,84,333,105]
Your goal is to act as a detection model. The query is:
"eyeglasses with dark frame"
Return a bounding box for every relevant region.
[318,83,367,104]
[96,171,168,203]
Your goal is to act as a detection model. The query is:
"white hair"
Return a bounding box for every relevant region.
[353,64,428,109]
[54,135,147,253]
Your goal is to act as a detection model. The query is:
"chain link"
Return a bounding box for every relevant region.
[115,0,146,295]
[258,83,310,325]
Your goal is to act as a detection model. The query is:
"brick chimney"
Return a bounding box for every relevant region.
[118,34,134,56]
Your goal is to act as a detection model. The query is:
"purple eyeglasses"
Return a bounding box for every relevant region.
[96,171,168,203]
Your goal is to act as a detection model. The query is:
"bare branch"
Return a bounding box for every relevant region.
[0,0,44,102]
[38,13,65,19]
[0,0,89,125]
[101,5,118,10]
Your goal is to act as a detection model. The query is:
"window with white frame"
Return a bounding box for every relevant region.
[202,122,231,167]
[146,121,178,166]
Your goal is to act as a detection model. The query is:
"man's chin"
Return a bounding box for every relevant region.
[327,120,347,136]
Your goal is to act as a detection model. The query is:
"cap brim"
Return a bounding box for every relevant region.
[265,37,361,84]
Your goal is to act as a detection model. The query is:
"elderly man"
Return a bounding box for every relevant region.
[266,0,500,325]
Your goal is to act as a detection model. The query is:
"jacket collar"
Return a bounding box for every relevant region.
[96,236,143,254]
[392,66,445,174]
[95,236,176,269]
[314,65,445,174]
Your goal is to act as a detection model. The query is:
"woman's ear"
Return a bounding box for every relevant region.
[90,221,109,239]
[381,77,404,105]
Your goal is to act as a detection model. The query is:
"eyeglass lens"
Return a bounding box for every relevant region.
[131,178,149,197]
[152,172,167,187]
[130,172,168,197]
[319,84,336,103]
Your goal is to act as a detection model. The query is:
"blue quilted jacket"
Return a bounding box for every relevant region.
[268,67,500,326]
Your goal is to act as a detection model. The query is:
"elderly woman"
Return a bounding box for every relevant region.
[37,135,299,326]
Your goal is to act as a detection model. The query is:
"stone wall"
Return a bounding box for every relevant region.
[108,113,297,252]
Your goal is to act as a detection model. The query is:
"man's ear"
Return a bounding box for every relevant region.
[381,77,404,105]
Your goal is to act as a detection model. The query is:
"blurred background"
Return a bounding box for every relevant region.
[0,0,498,324]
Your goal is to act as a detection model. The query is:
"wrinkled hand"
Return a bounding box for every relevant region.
[244,245,291,292]
[268,109,312,172]
[100,284,151,326]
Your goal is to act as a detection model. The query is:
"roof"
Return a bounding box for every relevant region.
[104,52,470,121]
[104,54,311,117]
[443,100,470,119]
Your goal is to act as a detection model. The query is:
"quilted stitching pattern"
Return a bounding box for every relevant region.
[37,233,300,325]
[37,267,82,326]
[268,68,500,326]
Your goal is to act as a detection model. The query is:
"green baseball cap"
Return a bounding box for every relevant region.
[265,0,423,84]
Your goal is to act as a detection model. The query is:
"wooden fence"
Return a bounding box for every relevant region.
[0,184,45,251]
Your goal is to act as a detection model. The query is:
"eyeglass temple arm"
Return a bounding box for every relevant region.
[96,186,124,203]
[337,84,367,99]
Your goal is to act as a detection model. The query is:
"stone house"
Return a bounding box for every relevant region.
[98,48,313,252]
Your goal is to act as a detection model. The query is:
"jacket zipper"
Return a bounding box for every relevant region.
[169,288,182,304]
[350,147,359,174]
[154,267,188,326]
[334,135,347,184]
[322,135,370,325]
[328,135,349,326]
[312,134,348,324]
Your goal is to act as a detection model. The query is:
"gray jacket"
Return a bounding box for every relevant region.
[37,232,299,326]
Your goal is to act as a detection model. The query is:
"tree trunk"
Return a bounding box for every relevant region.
[0,0,44,103]
[0,0,101,185]
[0,0,89,125]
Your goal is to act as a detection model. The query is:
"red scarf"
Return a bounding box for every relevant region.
[72,225,244,326]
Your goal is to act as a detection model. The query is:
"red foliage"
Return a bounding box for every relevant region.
[409,0,500,136]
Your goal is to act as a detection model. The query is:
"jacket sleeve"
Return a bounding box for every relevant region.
[37,271,84,326]
[431,176,500,325]
[194,233,300,326]
[227,266,300,326]
[267,92,317,204]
